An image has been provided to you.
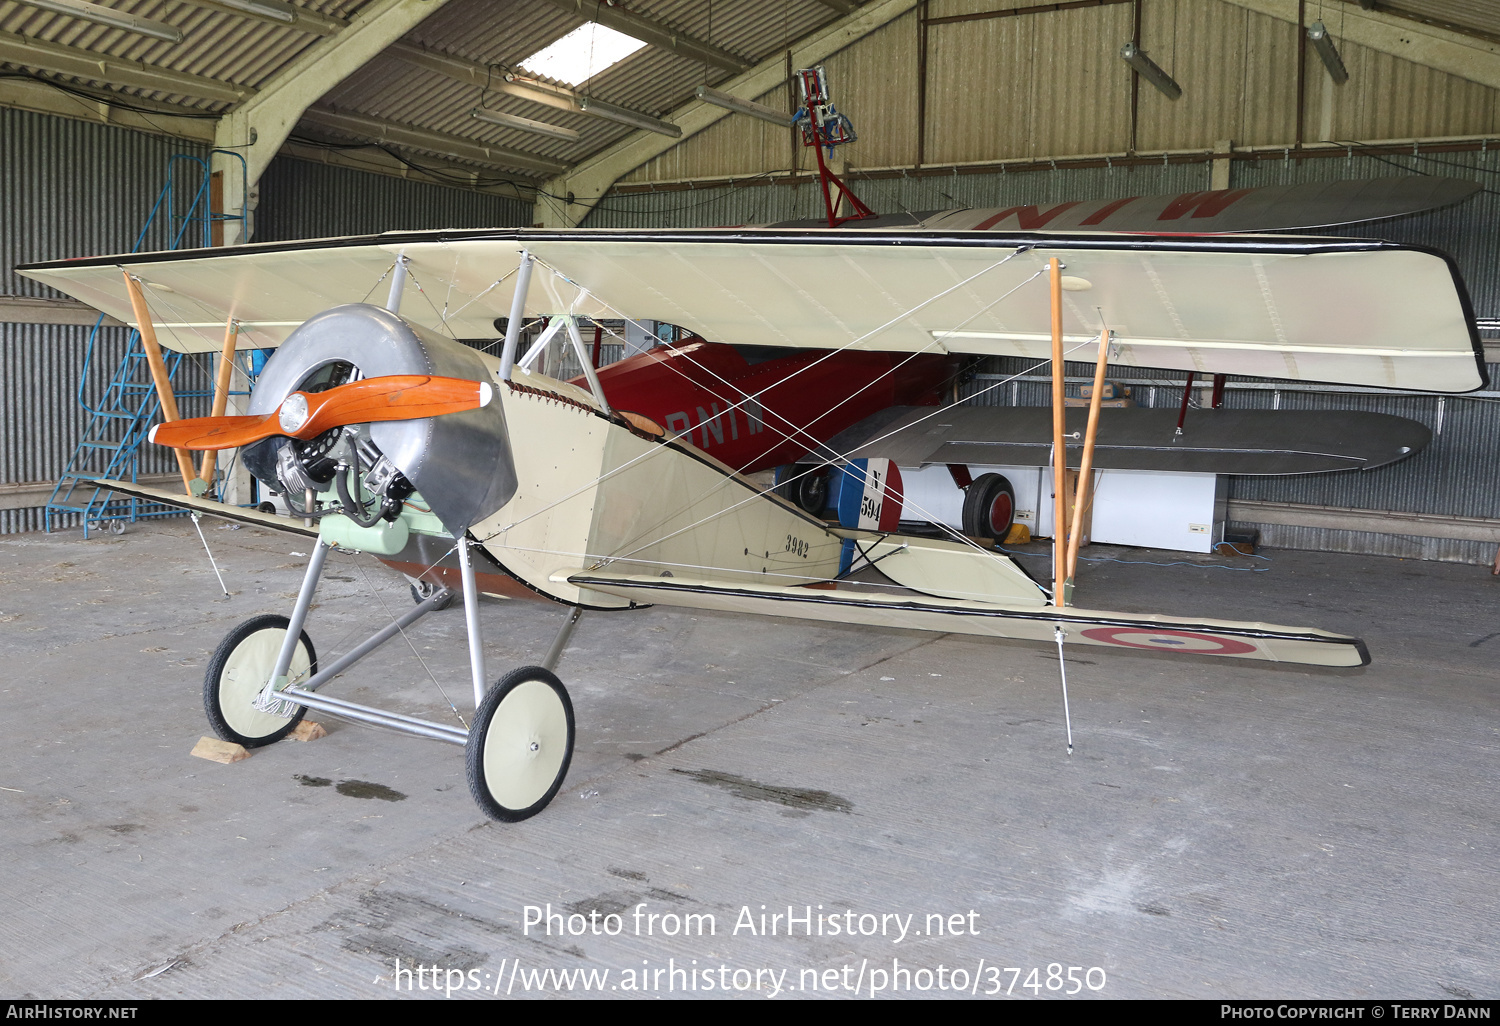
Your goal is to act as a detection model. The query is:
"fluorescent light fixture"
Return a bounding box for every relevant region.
[1307,22,1349,85]
[19,0,182,42]
[695,84,794,127]
[209,0,296,23]
[1120,41,1182,101]
[520,22,647,86]
[577,95,681,137]
[470,107,581,142]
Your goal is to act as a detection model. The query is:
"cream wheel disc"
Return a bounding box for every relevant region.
[204,614,314,747]
[466,667,574,822]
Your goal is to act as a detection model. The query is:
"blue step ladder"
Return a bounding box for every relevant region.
[47,152,249,538]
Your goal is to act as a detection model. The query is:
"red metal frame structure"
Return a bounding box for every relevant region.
[796,67,877,228]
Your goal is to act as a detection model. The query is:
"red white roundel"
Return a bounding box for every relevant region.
[1080,627,1258,656]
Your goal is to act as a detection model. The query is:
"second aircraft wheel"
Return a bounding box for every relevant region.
[776,466,829,516]
[203,614,314,748]
[962,473,1016,543]
[466,666,575,822]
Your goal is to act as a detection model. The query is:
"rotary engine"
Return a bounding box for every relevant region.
[243,304,517,536]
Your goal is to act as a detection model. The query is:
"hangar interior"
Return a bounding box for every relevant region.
[1,0,1497,1001]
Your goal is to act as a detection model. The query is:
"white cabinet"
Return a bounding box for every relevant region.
[898,465,1225,553]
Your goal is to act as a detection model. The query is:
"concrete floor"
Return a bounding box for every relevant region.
[0,518,1495,1000]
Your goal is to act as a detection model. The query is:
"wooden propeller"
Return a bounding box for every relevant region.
[149,374,493,451]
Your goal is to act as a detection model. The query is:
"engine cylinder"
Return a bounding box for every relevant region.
[244,304,516,534]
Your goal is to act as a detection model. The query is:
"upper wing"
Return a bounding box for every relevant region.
[17,227,1485,392]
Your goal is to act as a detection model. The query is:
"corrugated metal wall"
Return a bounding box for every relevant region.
[1,108,215,534]
[618,0,1500,186]
[254,157,531,241]
[2,109,530,536]
[1,107,207,299]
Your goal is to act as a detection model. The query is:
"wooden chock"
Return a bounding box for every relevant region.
[191,736,249,764]
[289,720,327,742]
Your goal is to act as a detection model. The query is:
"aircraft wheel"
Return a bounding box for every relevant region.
[777,466,828,516]
[203,614,313,748]
[409,578,454,609]
[466,666,575,822]
[963,473,1016,542]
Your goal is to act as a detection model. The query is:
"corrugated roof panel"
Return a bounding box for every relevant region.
[815,8,919,169]
[0,1,857,178]
[1231,5,1298,147]
[1135,0,1269,153]
[1374,0,1500,41]
[405,0,578,67]
[1312,34,1500,142]
[926,10,1036,164]
[925,1,1134,165]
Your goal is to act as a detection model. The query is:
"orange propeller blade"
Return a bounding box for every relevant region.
[151,415,273,450]
[149,375,493,451]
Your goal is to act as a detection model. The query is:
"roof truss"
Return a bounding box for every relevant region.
[0,29,252,104]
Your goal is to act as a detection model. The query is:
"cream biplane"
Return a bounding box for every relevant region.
[18,227,1486,820]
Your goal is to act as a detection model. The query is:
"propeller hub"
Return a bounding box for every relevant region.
[278,392,310,435]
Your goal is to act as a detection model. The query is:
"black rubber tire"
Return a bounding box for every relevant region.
[409,579,454,610]
[203,614,313,748]
[466,667,575,823]
[776,466,829,516]
[962,473,1016,542]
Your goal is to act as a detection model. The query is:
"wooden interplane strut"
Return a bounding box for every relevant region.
[122,271,198,494]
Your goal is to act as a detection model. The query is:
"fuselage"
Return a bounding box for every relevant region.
[579,339,958,473]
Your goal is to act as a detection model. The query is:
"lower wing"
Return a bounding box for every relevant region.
[84,479,318,538]
[565,569,1369,668]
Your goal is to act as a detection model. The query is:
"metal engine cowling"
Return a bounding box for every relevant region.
[243,304,516,535]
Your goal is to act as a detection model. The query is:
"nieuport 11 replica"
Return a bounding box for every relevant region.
[17,223,1487,821]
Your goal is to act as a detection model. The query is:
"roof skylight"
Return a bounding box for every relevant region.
[519,23,648,86]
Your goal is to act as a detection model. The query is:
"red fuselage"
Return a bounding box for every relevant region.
[578,340,957,473]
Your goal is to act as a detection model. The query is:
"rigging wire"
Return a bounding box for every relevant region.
[474,260,1093,600]
[524,258,1067,572]
[480,252,1041,545]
